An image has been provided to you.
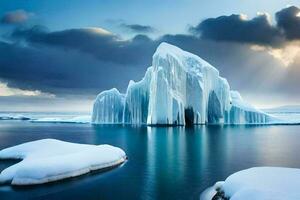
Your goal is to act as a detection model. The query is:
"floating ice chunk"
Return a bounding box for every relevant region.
[0,113,92,124]
[201,167,300,200]
[0,139,126,185]
[30,115,91,124]
[0,113,31,120]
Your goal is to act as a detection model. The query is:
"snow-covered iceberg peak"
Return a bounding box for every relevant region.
[92,42,274,125]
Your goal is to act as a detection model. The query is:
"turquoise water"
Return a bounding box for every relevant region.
[0,121,300,200]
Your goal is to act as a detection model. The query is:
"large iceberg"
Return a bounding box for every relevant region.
[0,139,126,185]
[92,42,273,125]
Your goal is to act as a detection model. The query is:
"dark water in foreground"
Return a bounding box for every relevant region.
[0,121,300,200]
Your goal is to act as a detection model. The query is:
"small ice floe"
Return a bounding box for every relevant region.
[0,113,31,120]
[30,115,91,124]
[0,139,126,185]
[201,167,300,200]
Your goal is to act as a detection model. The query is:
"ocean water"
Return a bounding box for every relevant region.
[0,116,300,199]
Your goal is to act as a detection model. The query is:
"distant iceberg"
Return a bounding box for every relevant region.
[0,139,126,185]
[30,115,91,124]
[92,42,274,125]
[0,113,31,120]
[0,112,91,124]
[201,167,300,200]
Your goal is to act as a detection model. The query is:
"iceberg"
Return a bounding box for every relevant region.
[0,139,126,185]
[92,88,125,124]
[92,42,274,125]
[201,167,300,200]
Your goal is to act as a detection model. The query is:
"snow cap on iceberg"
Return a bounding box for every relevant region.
[154,42,187,58]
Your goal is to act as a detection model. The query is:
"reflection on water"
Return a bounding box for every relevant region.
[0,121,300,200]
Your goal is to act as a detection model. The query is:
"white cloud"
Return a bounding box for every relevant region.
[0,82,55,97]
[239,13,248,21]
[257,12,272,24]
[86,27,112,35]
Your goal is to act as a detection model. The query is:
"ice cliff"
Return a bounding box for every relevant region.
[92,42,273,125]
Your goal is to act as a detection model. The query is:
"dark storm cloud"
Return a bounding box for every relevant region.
[276,6,300,40]
[1,9,32,24]
[0,26,160,96]
[120,23,156,33]
[190,14,283,46]
[11,26,156,65]
[0,40,152,96]
[0,29,290,98]
[190,6,300,46]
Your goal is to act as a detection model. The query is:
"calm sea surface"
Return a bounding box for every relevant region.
[0,121,300,200]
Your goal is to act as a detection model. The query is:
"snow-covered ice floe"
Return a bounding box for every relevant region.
[200,167,300,200]
[0,139,126,185]
[0,113,31,120]
[92,42,277,125]
[0,112,92,124]
[30,115,91,124]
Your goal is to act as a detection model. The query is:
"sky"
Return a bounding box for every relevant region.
[0,0,300,112]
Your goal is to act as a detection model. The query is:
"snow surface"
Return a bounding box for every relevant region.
[0,139,126,185]
[0,113,31,120]
[0,112,91,124]
[30,115,91,124]
[92,42,274,125]
[201,167,300,200]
